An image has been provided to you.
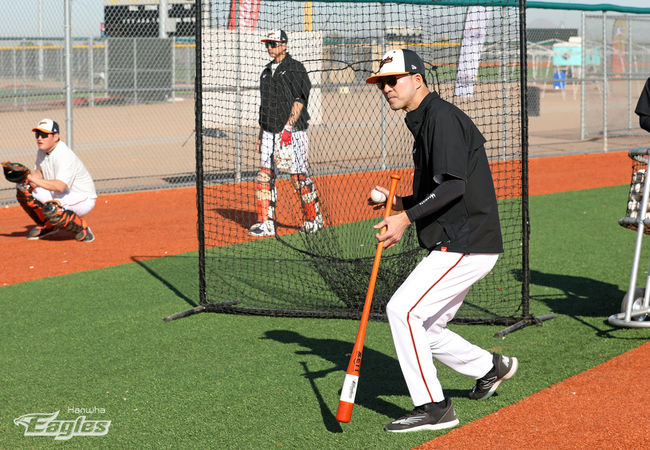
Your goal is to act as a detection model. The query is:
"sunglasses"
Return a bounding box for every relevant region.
[34,131,53,139]
[376,73,413,90]
[265,41,280,49]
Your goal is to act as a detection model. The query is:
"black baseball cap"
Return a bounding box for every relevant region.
[366,49,426,84]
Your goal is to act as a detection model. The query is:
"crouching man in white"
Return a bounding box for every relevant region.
[16,118,97,242]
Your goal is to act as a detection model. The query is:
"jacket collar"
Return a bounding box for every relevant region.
[266,53,291,69]
[405,91,439,137]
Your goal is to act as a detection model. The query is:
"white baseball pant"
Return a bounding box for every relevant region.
[33,187,96,217]
[260,129,309,174]
[385,250,499,406]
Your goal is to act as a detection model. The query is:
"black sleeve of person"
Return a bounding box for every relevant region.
[640,115,650,133]
[292,62,311,105]
[401,194,415,210]
[405,177,466,223]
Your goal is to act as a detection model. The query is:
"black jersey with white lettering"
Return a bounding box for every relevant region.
[403,92,503,253]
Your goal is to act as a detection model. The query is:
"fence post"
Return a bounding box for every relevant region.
[159,0,168,39]
[21,39,27,111]
[89,36,95,107]
[12,47,17,109]
[380,2,387,171]
[38,0,44,81]
[501,10,508,160]
[602,11,608,152]
[580,11,585,140]
[64,0,73,149]
[171,37,176,102]
[627,15,632,130]
[187,40,191,88]
[133,38,138,104]
[235,28,242,183]
[104,38,109,97]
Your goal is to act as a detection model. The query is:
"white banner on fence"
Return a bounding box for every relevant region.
[454,6,492,98]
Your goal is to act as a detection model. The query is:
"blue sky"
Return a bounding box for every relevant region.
[0,1,644,39]
[0,0,103,38]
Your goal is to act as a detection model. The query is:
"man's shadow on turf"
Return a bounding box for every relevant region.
[522,269,640,336]
[525,269,623,316]
[262,329,469,433]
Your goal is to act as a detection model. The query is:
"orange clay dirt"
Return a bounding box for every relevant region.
[1,150,648,448]
[1,151,633,286]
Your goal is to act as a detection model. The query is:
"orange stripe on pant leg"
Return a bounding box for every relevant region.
[406,254,465,404]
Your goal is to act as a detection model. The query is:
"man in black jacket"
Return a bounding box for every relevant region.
[249,30,323,237]
[366,49,518,433]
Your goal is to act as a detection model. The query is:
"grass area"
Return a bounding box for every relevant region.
[1,184,649,448]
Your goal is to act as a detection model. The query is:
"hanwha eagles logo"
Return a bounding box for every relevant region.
[379,56,393,69]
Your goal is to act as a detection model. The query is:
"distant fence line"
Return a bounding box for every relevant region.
[2,8,650,204]
[0,37,196,99]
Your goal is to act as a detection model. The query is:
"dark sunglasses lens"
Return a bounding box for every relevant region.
[35,131,49,138]
[265,42,277,49]
[378,76,398,89]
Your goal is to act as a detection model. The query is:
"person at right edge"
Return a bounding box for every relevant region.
[365,49,518,433]
[635,77,650,133]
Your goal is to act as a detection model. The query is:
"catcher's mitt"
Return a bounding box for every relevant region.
[2,161,30,183]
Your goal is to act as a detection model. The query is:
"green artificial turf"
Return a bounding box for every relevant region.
[1,184,648,449]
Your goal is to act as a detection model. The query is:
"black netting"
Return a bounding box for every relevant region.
[196,0,527,323]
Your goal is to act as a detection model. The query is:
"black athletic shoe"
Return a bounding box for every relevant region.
[469,353,519,400]
[384,398,459,433]
[27,226,57,240]
[75,227,95,243]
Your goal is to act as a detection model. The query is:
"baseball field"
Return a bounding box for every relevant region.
[1,150,649,448]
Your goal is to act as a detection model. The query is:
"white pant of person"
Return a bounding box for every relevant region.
[260,129,309,173]
[33,187,96,218]
[386,250,499,406]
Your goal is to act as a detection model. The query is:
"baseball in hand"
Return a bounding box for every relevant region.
[370,188,387,204]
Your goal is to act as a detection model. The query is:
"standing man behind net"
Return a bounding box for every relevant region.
[17,118,96,242]
[249,29,323,238]
[366,49,517,433]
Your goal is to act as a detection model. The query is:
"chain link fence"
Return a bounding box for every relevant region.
[2,2,650,203]
[0,0,196,203]
[527,8,650,156]
[583,14,650,137]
